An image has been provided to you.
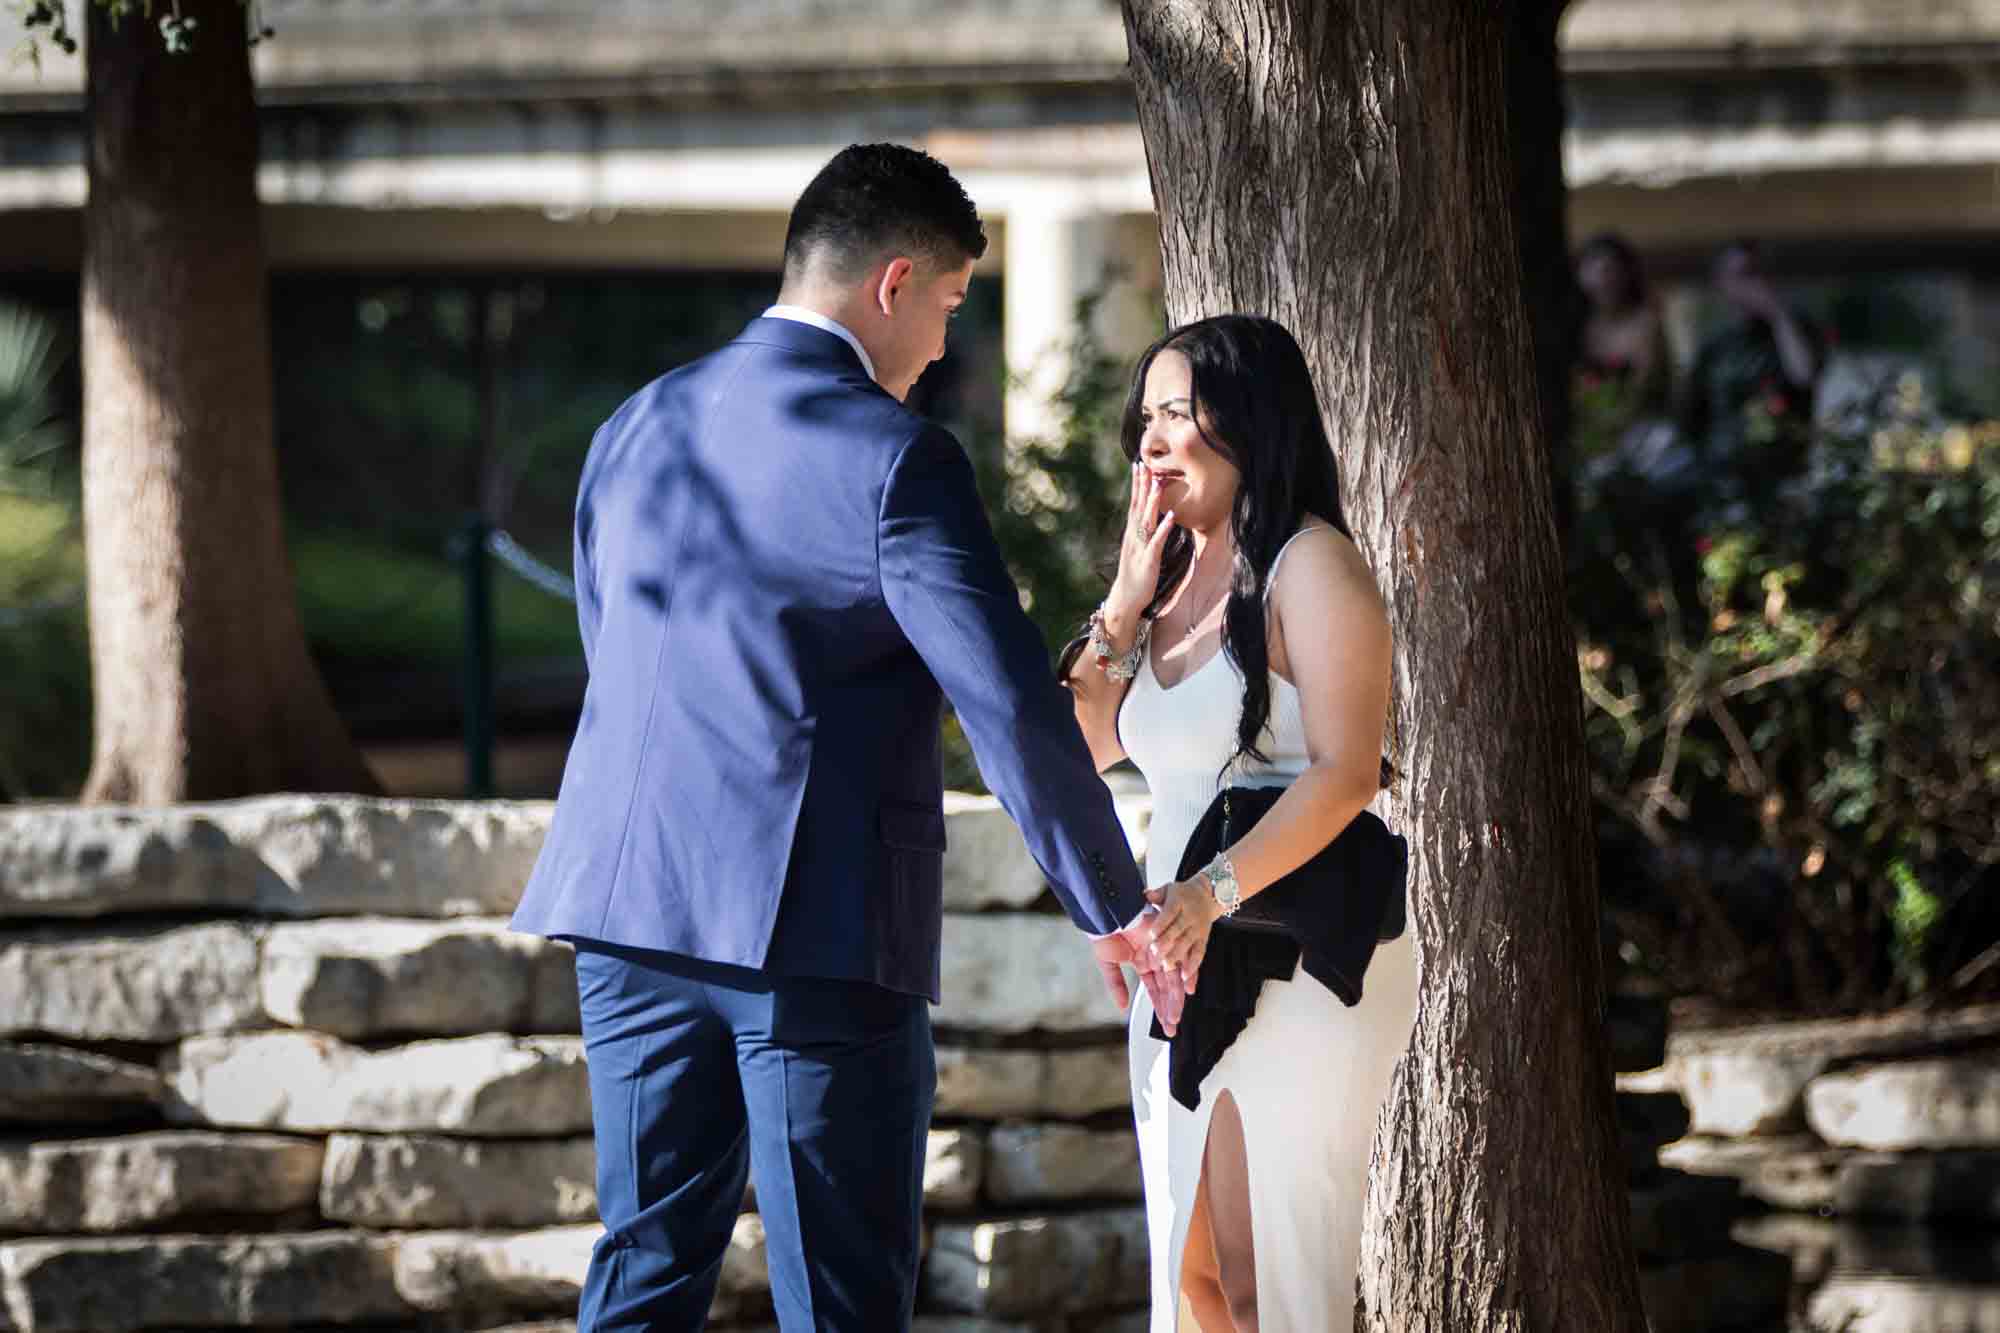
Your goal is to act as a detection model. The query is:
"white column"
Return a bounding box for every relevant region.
[1001,188,1163,446]
[1003,190,1089,445]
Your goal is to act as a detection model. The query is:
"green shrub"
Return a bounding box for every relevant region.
[0,300,88,800]
[1575,380,2000,1012]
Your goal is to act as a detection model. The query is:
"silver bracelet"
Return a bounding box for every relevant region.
[1202,851,1243,917]
[1088,608,1151,682]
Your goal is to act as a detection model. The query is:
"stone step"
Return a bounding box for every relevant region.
[0,1232,409,1333]
[1664,1133,2000,1222]
[319,1127,985,1230]
[1730,1211,1847,1288]
[319,1134,598,1230]
[1672,1047,1828,1138]
[910,1318,1147,1333]
[166,1033,591,1137]
[0,797,550,922]
[261,919,577,1039]
[5,910,1143,1049]
[1807,1055,2000,1150]
[1807,1276,2000,1333]
[392,1219,768,1324]
[1659,1134,1845,1213]
[744,1312,1152,1320]
[0,1131,323,1234]
[1734,1213,2000,1288]
[922,1209,1148,1318]
[938,916,1131,1034]
[925,1129,987,1211]
[390,1223,598,1318]
[0,923,263,1043]
[985,1126,1141,1205]
[0,793,1151,926]
[1835,1148,2000,1222]
[940,794,1148,913]
[0,1044,161,1126]
[0,1223,767,1332]
[1633,1005,2000,1144]
[934,1046,1130,1119]
[0,913,1150,1047]
[1669,1002,2000,1065]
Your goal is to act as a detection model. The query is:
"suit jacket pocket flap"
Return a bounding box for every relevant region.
[879,801,947,852]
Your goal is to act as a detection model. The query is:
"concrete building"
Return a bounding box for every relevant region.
[5,0,2000,431]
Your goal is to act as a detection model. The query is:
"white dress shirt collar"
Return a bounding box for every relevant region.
[762,304,876,382]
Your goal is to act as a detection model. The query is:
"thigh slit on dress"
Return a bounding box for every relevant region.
[1129,929,1418,1332]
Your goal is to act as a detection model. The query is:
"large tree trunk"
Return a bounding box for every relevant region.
[81,0,378,803]
[1118,3,1643,1328]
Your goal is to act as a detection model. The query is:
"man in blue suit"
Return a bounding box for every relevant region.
[512,144,1175,1331]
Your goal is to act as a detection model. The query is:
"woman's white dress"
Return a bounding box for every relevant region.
[1119,529,1420,1332]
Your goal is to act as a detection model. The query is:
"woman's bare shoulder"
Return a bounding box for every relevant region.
[1272,523,1385,620]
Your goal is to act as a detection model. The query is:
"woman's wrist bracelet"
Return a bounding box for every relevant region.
[1088,607,1151,682]
[1202,851,1243,917]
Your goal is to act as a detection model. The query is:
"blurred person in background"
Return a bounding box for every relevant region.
[1681,238,1825,492]
[1574,231,1672,446]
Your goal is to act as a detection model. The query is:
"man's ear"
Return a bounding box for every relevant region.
[873,256,916,317]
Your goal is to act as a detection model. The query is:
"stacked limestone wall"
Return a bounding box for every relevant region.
[1,794,1795,1331]
[1640,1004,2000,1330]
[0,796,1157,1333]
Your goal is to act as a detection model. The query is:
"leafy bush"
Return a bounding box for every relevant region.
[0,300,88,800]
[1574,375,2000,1012]
[941,289,1158,792]
[970,287,1152,650]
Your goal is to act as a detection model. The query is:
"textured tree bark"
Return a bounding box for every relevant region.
[81,0,378,803]
[1118,2,1644,1328]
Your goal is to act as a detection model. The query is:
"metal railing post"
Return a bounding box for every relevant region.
[460,513,495,798]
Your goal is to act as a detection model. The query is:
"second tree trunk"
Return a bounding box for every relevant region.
[81,0,379,804]
[1119,1,1645,1327]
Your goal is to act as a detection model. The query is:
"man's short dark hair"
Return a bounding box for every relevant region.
[783,143,988,282]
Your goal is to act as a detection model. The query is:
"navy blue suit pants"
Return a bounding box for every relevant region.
[572,940,935,1331]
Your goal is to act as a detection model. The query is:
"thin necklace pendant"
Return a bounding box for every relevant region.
[1181,566,1226,639]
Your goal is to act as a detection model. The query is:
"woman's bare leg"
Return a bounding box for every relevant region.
[1179,1166,1233,1332]
[1202,1090,1258,1331]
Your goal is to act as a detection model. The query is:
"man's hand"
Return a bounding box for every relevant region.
[1088,930,1137,1011]
[1089,909,1187,1035]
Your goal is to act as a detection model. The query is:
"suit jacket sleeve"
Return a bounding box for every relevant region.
[878,426,1146,936]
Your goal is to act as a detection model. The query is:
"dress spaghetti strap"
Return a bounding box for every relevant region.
[1262,522,1337,601]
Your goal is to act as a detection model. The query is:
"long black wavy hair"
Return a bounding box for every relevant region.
[1061,314,1355,770]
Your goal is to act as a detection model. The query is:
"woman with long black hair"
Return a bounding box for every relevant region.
[1064,315,1418,1331]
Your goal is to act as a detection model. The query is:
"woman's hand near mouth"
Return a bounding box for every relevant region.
[1105,461,1177,641]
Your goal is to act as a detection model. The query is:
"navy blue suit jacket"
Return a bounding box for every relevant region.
[511,317,1145,1000]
